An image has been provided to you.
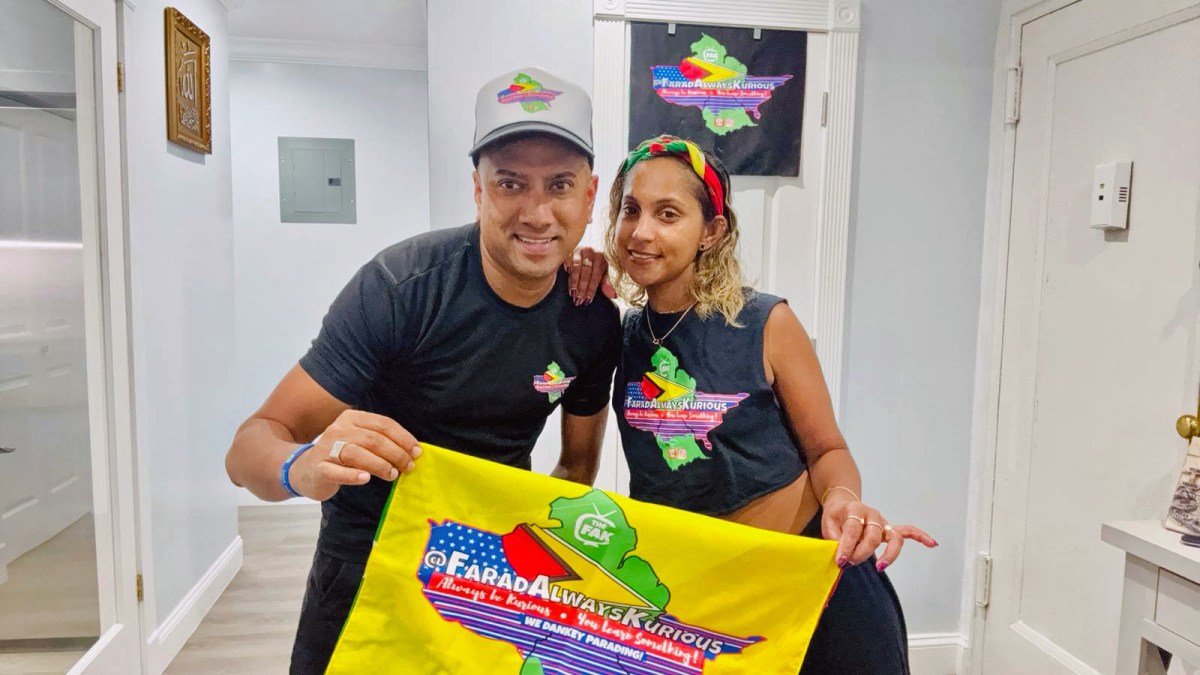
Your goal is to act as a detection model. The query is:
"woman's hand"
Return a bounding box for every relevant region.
[822,493,937,572]
[563,247,615,306]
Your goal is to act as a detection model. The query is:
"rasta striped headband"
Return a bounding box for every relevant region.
[620,136,725,217]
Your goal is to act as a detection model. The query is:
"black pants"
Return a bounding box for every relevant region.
[798,512,910,674]
[290,550,366,675]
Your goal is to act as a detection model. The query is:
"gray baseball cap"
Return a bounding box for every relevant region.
[469,67,594,160]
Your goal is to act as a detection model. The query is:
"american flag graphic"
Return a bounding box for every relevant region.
[650,65,792,118]
[417,521,758,674]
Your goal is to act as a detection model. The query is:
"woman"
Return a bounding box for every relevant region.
[598,136,936,674]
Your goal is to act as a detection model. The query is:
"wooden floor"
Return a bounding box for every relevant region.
[0,648,87,675]
[0,515,100,641]
[0,515,99,674]
[166,504,321,675]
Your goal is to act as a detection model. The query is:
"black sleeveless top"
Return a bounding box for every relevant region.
[613,291,806,515]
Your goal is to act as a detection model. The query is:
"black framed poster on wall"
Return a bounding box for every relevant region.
[628,21,807,176]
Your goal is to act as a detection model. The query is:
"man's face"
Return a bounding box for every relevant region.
[473,136,598,285]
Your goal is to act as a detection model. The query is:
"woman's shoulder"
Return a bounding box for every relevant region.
[734,288,788,326]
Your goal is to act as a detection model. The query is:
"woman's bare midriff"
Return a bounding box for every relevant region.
[718,471,821,536]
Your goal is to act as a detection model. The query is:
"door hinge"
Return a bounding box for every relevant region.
[117,62,124,93]
[136,573,143,602]
[1005,65,1022,125]
[821,91,829,127]
[975,553,993,608]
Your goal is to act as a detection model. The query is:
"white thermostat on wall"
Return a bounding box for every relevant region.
[1090,161,1132,230]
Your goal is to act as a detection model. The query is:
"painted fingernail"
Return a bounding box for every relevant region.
[389,468,399,481]
[876,561,889,572]
[569,290,577,301]
[837,556,848,568]
[932,539,940,547]
[411,445,423,458]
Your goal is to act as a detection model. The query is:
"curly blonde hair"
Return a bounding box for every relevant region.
[604,138,747,326]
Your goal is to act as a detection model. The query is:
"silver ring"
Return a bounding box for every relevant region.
[329,440,348,463]
[581,257,594,267]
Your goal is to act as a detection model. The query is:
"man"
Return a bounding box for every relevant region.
[224,67,619,674]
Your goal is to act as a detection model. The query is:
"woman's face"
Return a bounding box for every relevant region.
[615,157,722,295]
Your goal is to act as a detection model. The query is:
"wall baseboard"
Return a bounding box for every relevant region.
[910,632,968,675]
[144,536,243,675]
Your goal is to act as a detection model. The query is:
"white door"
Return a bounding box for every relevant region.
[981,0,1200,673]
[0,0,141,672]
[0,110,93,580]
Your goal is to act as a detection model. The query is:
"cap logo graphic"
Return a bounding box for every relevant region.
[496,72,562,113]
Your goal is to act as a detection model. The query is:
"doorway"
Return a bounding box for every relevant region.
[978,0,1200,672]
[0,0,141,671]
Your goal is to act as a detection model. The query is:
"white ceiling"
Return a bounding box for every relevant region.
[226,0,427,69]
[227,0,426,49]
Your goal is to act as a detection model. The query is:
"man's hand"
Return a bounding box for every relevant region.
[289,410,423,501]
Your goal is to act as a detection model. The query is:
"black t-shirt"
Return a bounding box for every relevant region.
[300,223,620,562]
[612,291,805,516]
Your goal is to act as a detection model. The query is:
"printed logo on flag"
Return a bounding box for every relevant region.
[533,361,575,404]
[418,490,762,673]
[623,346,748,470]
[574,511,614,547]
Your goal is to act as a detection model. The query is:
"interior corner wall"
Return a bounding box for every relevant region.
[842,0,1001,637]
[120,0,239,628]
[424,0,594,232]
[229,61,431,506]
[423,0,595,481]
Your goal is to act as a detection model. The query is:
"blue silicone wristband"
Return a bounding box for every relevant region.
[281,442,315,498]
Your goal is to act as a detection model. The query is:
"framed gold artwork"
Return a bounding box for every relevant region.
[164,7,211,154]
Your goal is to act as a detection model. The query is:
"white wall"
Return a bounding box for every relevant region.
[0,0,76,93]
[425,0,600,485]
[120,0,239,633]
[229,61,431,506]
[841,0,1000,640]
[425,0,594,232]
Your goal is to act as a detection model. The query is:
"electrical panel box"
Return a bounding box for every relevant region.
[278,137,356,224]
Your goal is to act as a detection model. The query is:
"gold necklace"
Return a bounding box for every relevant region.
[645,303,695,346]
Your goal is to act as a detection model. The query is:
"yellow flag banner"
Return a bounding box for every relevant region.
[327,446,840,674]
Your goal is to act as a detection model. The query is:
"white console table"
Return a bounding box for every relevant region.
[1103,520,1200,674]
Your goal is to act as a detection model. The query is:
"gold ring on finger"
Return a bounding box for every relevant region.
[845,514,865,526]
[867,521,884,530]
[329,440,348,463]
